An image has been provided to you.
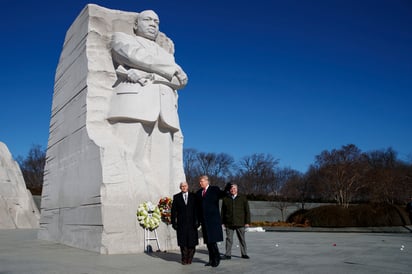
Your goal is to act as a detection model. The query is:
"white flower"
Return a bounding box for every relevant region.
[137,201,161,230]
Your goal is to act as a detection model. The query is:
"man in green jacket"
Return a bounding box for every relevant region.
[221,184,251,259]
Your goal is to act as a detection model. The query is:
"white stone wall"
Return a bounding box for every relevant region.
[0,142,40,229]
[38,4,182,254]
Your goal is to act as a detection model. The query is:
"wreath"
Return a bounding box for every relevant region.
[136,201,161,230]
[158,197,173,225]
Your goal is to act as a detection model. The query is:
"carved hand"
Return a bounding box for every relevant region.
[175,68,188,86]
[127,69,153,84]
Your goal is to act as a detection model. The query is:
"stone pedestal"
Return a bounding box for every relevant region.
[0,142,40,229]
[38,4,184,254]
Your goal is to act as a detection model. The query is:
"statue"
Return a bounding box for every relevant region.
[108,10,188,201]
[38,5,187,254]
[0,142,40,229]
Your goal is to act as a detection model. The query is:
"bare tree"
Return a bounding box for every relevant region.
[183,151,235,189]
[236,153,278,196]
[186,145,412,204]
[273,197,294,222]
[16,144,46,195]
[365,148,411,204]
[183,148,201,190]
[301,165,326,202]
[280,170,311,209]
[196,152,234,187]
[314,144,368,208]
[276,167,301,196]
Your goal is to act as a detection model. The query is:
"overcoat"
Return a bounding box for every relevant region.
[221,194,251,227]
[171,192,199,247]
[196,186,224,243]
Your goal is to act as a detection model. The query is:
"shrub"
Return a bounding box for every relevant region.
[287,204,408,227]
[286,209,309,224]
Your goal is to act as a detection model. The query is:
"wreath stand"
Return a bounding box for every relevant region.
[144,213,161,253]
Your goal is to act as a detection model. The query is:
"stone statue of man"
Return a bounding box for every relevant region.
[107,10,188,200]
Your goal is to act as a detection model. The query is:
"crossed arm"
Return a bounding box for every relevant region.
[111,32,187,89]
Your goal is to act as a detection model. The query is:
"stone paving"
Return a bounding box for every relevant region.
[0,228,411,274]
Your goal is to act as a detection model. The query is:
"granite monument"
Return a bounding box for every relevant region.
[38,4,187,254]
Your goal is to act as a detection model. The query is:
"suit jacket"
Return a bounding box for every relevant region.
[221,194,251,227]
[108,32,185,132]
[171,192,199,247]
[196,185,224,243]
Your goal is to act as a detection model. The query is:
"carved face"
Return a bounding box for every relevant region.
[135,10,159,40]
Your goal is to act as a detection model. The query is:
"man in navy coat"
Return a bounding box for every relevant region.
[171,182,198,265]
[196,175,225,267]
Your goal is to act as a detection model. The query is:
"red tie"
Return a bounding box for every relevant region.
[202,189,206,197]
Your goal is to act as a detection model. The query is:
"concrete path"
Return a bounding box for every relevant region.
[0,229,411,274]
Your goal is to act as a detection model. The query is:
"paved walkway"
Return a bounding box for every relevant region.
[0,229,411,274]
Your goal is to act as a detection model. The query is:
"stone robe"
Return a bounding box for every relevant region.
[108,32,183,131]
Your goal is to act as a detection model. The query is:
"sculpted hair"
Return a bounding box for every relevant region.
[132,11,174,54]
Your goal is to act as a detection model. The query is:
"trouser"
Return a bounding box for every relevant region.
[206,242,220,265]
[180,246,196,264]
[225,226,247,256]
[112,121,180,200]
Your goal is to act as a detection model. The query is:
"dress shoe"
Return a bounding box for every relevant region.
[211,260,220,267]
[222,255,231,260]
[241,255,250,259]
[204,262,211,266]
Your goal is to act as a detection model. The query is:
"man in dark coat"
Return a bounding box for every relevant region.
[221,184,251,259]
[196,175,225,267]
[171,182,199,265]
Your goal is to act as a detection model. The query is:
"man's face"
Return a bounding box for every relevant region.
[230,185,238,196]
[199,178,209,189]
[136,10,159,40]
[180,183,189,193]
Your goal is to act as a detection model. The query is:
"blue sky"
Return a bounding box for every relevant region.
[1,0,411,172]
